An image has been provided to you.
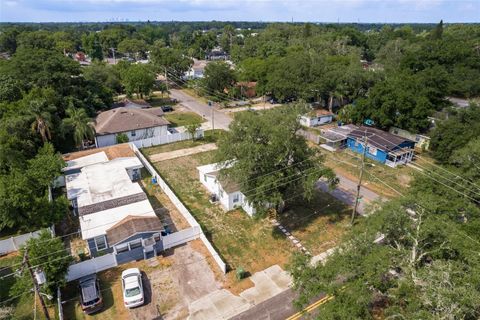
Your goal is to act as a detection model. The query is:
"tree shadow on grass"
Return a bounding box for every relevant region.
[274,190,350,235]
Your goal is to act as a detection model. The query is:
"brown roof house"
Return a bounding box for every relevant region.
[94,107,170,148]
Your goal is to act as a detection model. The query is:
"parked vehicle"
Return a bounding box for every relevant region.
[161,105,173,112]
[121,268,144,308]
[79,274,103,314]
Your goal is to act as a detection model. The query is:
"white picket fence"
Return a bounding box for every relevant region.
[130,130,204,149]
[131,143,227,273]
[66,253,118,282]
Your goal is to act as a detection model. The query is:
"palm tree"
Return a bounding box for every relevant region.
[63,107,95,149]
[29,99,53,143]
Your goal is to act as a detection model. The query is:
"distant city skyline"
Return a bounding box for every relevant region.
[1,0,479,23]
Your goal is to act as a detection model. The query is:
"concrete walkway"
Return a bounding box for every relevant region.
[149,143,218,163]
[187,265,292,320]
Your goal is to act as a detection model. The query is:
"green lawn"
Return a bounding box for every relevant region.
[164,112,205,127]
[142,129,225,156]
[323,148,415,198]
[150,150,349,275]
[146,93,176,108]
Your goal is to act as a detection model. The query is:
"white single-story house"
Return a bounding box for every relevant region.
[184,59,209,80]
[197,163,256,216]
[300,109,334,127]
[64,150,164,262]
[94,107,170,148]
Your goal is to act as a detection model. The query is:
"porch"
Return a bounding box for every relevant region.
[385,149,415,168]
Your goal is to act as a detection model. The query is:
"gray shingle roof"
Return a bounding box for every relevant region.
[348,126,414,151]
[106,215,163,246]
[94,107,170,135]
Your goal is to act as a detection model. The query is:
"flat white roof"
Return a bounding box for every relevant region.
[66,157,143,208]
[63,151,108,172]
[79,200,155,239]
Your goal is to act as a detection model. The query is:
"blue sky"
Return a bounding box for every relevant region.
[1,0,479,23]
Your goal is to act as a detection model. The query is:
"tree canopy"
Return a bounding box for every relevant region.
[216,104,336,212]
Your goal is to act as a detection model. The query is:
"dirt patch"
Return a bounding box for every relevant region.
[63,144,134,161]
[149,143,218,163]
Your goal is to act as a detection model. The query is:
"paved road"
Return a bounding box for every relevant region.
[316,175,382,216]
[230,289,297,320]
[170,89,232,130]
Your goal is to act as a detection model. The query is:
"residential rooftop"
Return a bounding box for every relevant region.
[66,157,143,208]
[63,144,135,162]
[348,126,414,151]
[94,107,170,135]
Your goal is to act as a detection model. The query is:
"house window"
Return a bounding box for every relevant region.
[233,193,240,203]
[368,146,377,156]
[204,174,207,182]
[94,235,107,251]
[129,239,142,250]
[131,130,136,137]
[115,243,129,253]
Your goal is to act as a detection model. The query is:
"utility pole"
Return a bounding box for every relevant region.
[351,130,368,225]
[24,251,51,320]
[164,67,169,92]
[110,48,116,65]
[211,103,215,132]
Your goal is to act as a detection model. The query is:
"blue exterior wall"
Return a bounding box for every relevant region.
[346,138,415,164]
[87,238,113,257]
[346,138,387,163]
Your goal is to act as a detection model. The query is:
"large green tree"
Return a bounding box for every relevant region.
[0,143,68,231]
[12,230,73,297]
[149,46,192,80]
[120,63,155,99]
[216,104,335,212]
[62,107,95,149]
[202,62,236,99]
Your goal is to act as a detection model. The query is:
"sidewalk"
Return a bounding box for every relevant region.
[149,143,218,162]
[188,265,292,320]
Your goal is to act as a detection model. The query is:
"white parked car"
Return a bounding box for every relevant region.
[121,268,144,308]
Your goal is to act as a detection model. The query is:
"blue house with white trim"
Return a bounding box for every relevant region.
[346,126,416,168]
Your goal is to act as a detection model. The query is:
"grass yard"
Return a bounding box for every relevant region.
[146,92,176,108]
[322,148,415,198]
[164,111,205,127]
[279,192,350,255]
[150,150,350,277]
[142,129,225,156]
[152,151,293,274]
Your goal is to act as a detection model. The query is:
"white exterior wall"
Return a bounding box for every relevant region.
[96,125,168,148]
[198,169,255,216]
[300,115,333,127]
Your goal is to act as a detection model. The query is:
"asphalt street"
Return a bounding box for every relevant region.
[169,89,232,131]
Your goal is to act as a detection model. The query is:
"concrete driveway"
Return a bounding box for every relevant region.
[169,89,232,130]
